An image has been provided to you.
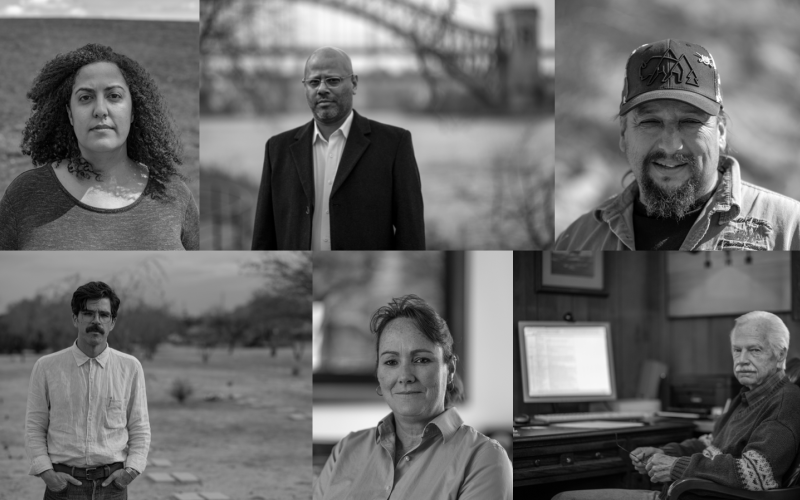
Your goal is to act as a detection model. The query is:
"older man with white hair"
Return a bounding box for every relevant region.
[553,311,800,500]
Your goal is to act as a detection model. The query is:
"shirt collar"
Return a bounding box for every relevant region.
[594,155,742,224]
[313,109,354,145]
[70,340,111,368]
[376,407,464,445]
[740,369,786,407]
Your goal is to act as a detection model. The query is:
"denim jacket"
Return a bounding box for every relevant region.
[555,156,800,250]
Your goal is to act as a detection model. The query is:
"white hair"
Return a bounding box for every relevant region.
[731,311,790,369]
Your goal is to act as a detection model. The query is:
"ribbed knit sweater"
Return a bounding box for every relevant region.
[659,370,800,498]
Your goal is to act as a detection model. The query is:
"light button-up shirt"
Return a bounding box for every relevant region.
[313,407,512,500]
[25,341,150,475]
[311,110,354,251]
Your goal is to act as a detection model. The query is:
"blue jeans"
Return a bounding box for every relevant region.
[43,479,127,500]
[552,490,660,500]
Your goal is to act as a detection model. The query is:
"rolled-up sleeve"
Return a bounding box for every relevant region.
[458,440,513,500]
[25,359,52,475]
[124,359,150,473]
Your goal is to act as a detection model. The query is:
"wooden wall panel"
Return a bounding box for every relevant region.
[513,251,800,418]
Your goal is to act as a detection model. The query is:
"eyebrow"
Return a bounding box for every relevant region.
[74,85,127,95]
[379,349,435,357]
[634,104,709,119]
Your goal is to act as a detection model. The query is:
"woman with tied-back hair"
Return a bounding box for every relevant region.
[0,43,199,250]
[313,294,512,500]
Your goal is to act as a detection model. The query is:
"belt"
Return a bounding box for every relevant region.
[53,462,124,480]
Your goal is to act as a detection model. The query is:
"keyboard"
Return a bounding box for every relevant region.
[534,411,651,423]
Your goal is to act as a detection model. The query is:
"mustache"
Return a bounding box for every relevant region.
[644,151,697,168]
[86,325,105,333]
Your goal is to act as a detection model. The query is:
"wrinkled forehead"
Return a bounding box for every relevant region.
[731,327,768,348]
[379,317,443,356]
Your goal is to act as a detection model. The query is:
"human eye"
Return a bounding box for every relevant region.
[326,78,342,87]
[77,93,92,102]
[383,359,397,366]
[307,79,321,88]
[107,91,123,100]
[414,357,431,364]
[99,312,112,320]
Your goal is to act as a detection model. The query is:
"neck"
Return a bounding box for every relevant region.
[393,407,445,447]
[78,145,132,180]
[76,338,107,358]
[314,114,348,141]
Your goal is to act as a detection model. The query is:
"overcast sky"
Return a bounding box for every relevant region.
[0,0,198,20]
[0,252,276,316]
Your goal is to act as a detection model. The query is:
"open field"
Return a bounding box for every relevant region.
[200,112,554,249]
[0,19,199,202]
[0,344,311,500]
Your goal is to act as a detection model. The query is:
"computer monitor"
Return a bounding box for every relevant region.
[518,321,617,403]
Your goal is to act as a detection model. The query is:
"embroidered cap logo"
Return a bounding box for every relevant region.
[639,49,699,88]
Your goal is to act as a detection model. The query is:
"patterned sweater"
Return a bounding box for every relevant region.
[660,370,800,498]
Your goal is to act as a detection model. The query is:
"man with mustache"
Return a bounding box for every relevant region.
[555,39,800,250]
[553,311,800,499]
[25,281,150,499]
[251,46,426,250]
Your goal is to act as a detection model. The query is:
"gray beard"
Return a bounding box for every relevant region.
[638,163,702,220]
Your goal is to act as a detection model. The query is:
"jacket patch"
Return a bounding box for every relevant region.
[715,217,772,251]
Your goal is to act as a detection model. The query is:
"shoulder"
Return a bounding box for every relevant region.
[361,114,410,141]
[161,175,194,202]
[268,122,312,147]
[3,167,56,199]
[335,426,377,450]
[554,208,608,250]
[739,181,800,214]
[454,424,508,456]
[32,347,72,369]
[108,347,144,371]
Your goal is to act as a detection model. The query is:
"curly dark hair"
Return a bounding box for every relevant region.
[20,43,184,201]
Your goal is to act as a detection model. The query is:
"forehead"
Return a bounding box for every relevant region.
[632,99,710,118]
[83,298,112,312]
[731,326,768,346]
[379,317,442,354]
[73,61,128,89]
[304,53,350,77]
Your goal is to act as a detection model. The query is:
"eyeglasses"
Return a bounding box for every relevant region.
[79,310,113,324]
[301,75,353,89]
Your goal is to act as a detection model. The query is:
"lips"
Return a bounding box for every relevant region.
[652,160,687,169]
[394,391,423,395]
[91,124,114,131]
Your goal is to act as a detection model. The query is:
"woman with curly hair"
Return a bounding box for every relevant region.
[0,43,198,250]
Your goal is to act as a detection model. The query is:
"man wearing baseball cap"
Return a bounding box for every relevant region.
[555,39,800,250]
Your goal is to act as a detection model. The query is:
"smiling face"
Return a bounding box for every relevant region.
[620,99,726,218]
[376,318,453,424]
[67,61,133,157]
[72,297,115,351]
[303,48,357,126]
[731,326,781,390]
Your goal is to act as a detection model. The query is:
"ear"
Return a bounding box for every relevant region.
[351,74,358,95]
[717,115,727,153]
[618,115,627,155]
[72,315,79,328]
[447,355,457,378]
[66,105,73,126]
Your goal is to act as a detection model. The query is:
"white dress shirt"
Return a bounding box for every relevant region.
[25,341,150,475]
[311,110,354,251]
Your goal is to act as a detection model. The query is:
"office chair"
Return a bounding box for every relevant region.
[668,358,800,500]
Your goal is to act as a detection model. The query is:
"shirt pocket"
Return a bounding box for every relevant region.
[105,399,127,429]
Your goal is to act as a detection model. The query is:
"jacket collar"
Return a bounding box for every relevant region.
[291,109,370,206]
[376,407,463,445]
[70,340,110,368]
[594,155,743,226]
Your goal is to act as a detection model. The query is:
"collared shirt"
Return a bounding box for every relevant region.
[25,341,150,475]
[311,110,354,251]
[555,156,800,250]
[313,407,512,500]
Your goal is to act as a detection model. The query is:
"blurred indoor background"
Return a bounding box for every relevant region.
[199,0,555,250]
[555,0,800,237]
[312,251,512,478]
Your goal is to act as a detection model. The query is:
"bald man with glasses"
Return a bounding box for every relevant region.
[252,46,426,250]
[25,281,150,499]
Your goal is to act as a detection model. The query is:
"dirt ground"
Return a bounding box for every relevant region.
[0,344,311,500]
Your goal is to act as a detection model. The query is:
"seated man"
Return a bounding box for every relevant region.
[553,311,800,500]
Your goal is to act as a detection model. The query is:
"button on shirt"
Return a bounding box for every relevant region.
[25,342,150,475]
[313,407,512,500]
[311,110,354,251]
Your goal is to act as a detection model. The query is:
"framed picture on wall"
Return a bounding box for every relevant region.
[534,252,607,296]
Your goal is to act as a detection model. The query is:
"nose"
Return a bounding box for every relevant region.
[656,123,684,155]
[316,83,331,96]
[397,363,416,386]
[93,96,108,119]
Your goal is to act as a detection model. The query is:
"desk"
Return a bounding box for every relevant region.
[514,420,695,497]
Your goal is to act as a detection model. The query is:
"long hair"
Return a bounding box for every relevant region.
[370,294,464,406]
[21,43,184,201]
